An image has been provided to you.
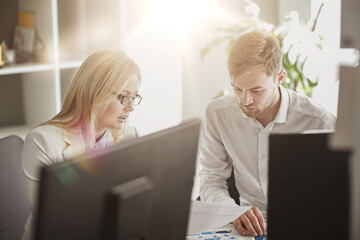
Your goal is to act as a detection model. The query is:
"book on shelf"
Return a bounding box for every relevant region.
[18,11,35,29]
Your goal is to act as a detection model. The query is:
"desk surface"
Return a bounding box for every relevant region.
[186,223,266,240]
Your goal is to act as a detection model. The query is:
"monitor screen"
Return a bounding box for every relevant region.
[34,119,201,240]
[267,132,350,240]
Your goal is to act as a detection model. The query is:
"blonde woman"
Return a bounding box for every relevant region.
[21,50,142,239]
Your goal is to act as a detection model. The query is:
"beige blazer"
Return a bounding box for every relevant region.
[21,124,139,239]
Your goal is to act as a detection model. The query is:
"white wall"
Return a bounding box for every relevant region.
[253,0,278,24]
[278,0,311,21]
[182,20,230,120]
[126,25,183,135]
[310,0,341,116]
[123,0,183,135]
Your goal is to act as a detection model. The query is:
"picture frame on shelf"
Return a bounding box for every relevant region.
[12,25,36,63]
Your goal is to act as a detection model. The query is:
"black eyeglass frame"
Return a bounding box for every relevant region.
[114,93,143,106]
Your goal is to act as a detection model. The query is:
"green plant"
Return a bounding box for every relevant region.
[201,2,324,97]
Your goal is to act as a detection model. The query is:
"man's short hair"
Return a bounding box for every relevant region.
[227,29,282,79]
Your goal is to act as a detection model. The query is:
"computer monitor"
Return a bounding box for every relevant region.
[34,119,201,240]
[267,132,350,240]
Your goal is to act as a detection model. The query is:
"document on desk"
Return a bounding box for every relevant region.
[187,200,251,235]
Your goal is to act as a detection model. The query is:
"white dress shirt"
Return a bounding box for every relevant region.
[199,86,336,219]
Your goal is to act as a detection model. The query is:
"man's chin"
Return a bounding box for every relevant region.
[242,109,260,118]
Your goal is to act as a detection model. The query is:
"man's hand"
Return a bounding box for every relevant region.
[232,207,267,237]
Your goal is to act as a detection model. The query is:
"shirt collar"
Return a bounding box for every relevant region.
[273,86,289,124]
[94,129,108,149]
[79,128,109,150]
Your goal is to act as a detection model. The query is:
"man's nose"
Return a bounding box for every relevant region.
[242,91,253,106]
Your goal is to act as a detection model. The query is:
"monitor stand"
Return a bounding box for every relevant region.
[102,177,153,240]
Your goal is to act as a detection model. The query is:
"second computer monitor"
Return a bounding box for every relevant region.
[35,119,201,240]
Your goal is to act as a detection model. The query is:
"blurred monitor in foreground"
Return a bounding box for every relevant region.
[268,132,350,240]
[34,119,201,240]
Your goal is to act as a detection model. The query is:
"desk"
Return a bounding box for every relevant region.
[186,223,265,240]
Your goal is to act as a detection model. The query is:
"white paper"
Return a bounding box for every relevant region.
[186,200,251,235]
[186,223,253,240]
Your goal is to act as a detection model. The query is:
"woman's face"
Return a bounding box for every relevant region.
[96,75,140,132]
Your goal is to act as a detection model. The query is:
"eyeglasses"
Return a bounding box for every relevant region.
[115,93,142,106]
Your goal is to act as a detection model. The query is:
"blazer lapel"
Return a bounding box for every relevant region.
[62,128,86,160]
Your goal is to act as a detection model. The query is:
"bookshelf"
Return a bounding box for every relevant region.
[0,0,124,138]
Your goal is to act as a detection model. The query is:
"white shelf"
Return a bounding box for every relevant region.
[59,60,83,69]
[1,0,123,135]
[0,57,85,75]
[0,62,55,75]
[59,55,86,69]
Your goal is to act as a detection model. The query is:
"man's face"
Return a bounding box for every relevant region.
[231,70,280,118]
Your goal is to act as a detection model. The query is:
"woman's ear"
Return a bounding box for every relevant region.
[277,70,286,86]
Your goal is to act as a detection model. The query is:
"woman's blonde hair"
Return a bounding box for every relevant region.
[43,50,141,150]
[227,29,282,80]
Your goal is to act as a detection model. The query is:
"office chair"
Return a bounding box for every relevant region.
[227,168,240,205]
[0,135,30,240]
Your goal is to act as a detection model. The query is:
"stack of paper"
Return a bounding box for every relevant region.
[187,200,251,235]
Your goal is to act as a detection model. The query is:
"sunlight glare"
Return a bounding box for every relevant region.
[147,0,224,38]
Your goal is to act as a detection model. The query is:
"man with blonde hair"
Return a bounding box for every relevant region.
[199,29,336,237]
